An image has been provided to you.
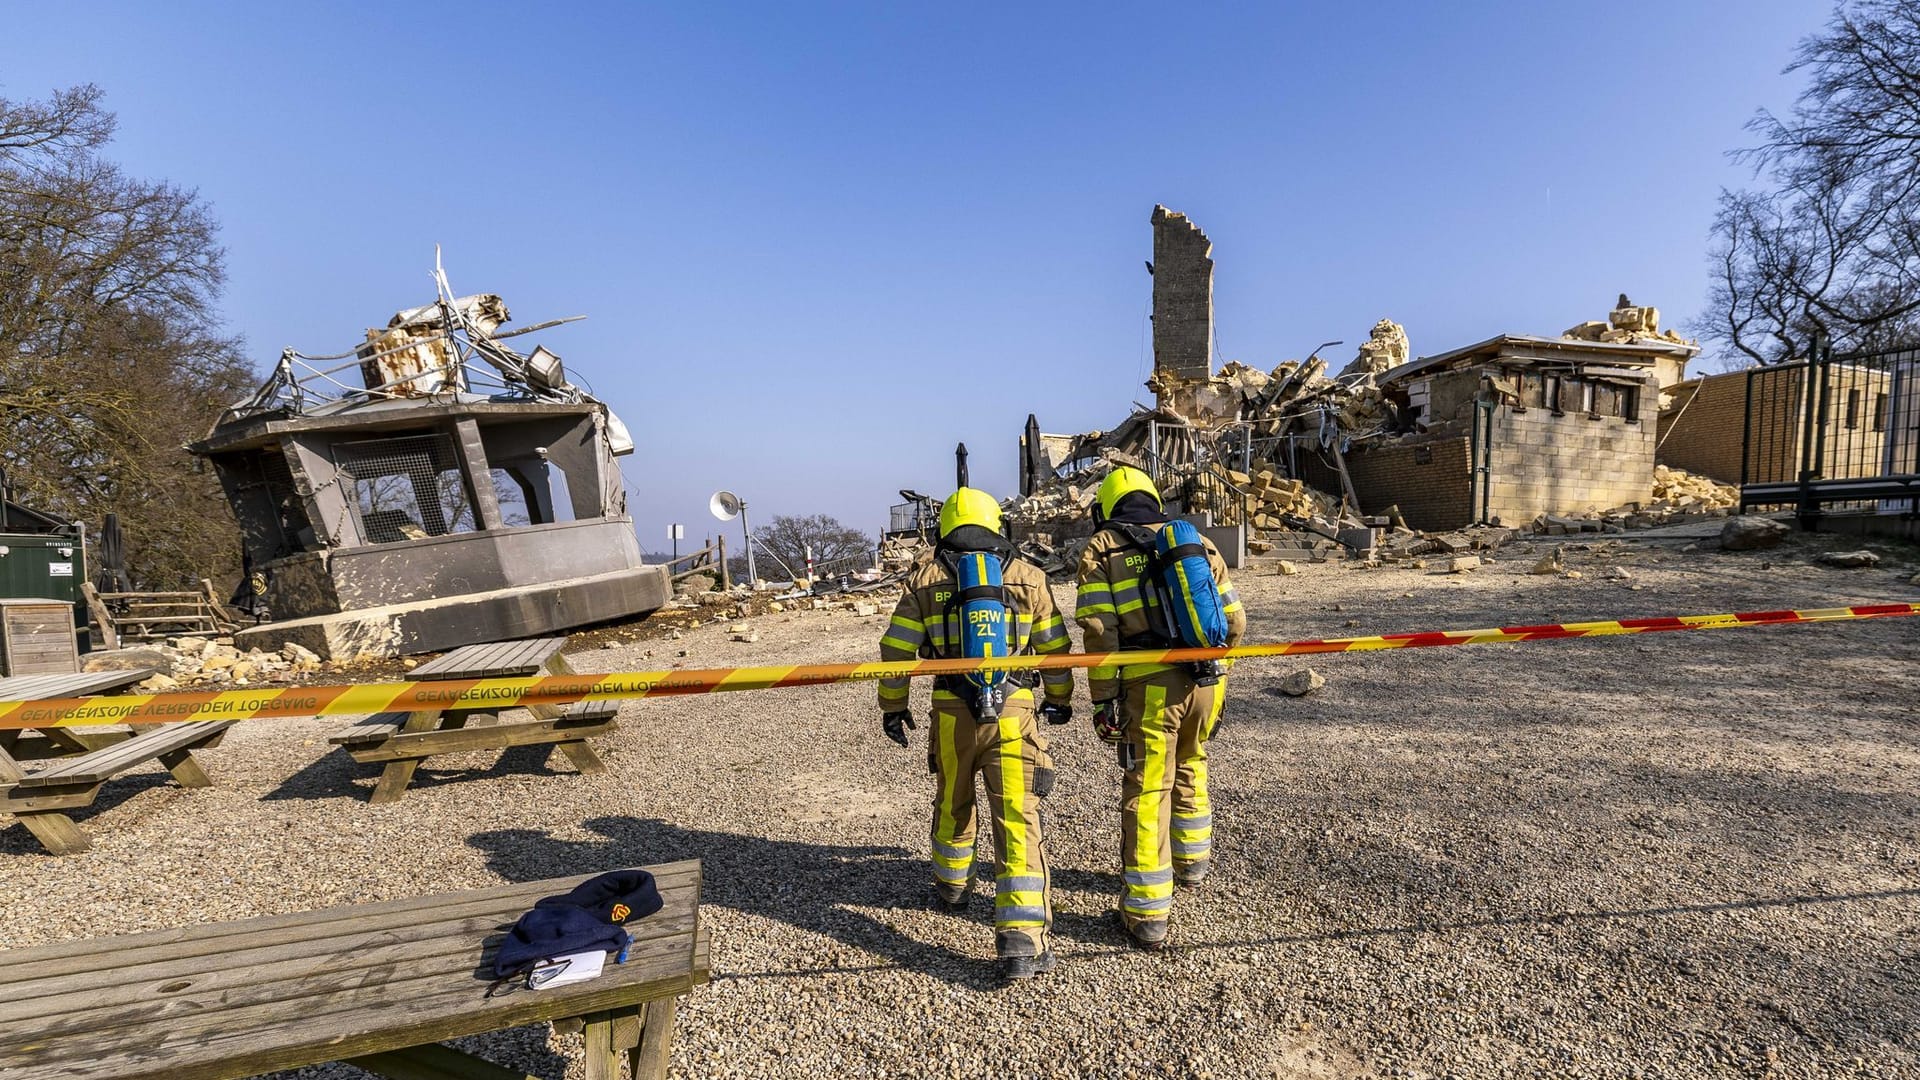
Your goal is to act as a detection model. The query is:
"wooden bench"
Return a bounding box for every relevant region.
[1,720,233,855]
[330,638,619,804]
[0,859,709,1080]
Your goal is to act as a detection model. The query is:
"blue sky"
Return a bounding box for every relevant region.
[3,2,1826,544]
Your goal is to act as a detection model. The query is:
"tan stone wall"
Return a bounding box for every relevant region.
[1483,380,1658,526]
[1150,205,1213,384]
[1302,437,1475,531]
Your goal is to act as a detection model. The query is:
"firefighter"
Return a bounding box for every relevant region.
[878,487,1075,979]
[1074,467,1246,949]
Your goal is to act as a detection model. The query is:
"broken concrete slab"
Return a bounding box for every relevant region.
[233,567,670,660]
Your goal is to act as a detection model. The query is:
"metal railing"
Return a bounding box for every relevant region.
[1740,338,1920,524]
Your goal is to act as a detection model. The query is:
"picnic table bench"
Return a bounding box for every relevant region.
[0,669,231,856]
[330,638,619,804]
[0,858,709,1080]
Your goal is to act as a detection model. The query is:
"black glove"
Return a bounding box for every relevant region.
[1091,700,1124,744]
[1039,702,1072,726]
[882,711,915,748]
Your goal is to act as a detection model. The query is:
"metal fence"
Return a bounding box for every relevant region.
[1740,339,1920,523]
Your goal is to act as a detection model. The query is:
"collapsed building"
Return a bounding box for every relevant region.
[1001,209,1737,568]
[189,273,669,659]
[1307,298,1703,531]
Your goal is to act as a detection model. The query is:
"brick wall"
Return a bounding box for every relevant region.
[1483,378,1658,527]
[1655,372,1760,484]
[1301,437,1474,531]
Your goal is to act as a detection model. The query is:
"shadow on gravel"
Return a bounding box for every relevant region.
[468,816,1011,990]
[261,743,578,802]
[0,772,175,857]
[1181,885,1920,952]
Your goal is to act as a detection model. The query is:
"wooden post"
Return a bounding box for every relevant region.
[80,582,118,650]
[717,535,731,591]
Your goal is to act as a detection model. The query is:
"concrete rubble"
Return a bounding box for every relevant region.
[85,636,336,689]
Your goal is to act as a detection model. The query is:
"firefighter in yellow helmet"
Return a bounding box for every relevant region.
[878,488,1076,979]
[1074,466,1245,949]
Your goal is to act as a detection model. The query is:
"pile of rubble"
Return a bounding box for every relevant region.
[1649,465,1740,512]
[1196,465,1343,532]
[878,534,928,572]
[1562,295,1695,348]
[85,637,333,691]
[1003,323,1415,553]
[1529,466,1740,535]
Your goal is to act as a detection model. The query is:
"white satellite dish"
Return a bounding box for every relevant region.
[709,489,757,585]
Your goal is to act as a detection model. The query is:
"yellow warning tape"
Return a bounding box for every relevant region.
[2,602,1913,729]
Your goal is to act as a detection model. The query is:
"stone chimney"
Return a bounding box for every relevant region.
[1149,205,1214,392]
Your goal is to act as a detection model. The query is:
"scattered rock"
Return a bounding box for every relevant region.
[1817,550,1880,568]
[768,601,785,613]
[171,637,209,657]
[1530,551,1564,575]
[1442,556,1480,574]
[1275,560,1299,576]
[280,642,321,665]
[727,623,749,634]
[1562,570,1585,580]
[1720,516,1791,551]
[1604,566,1632,581]
[199,653,238,672]
[136,673,180,692]
[732,631,760,643]
[1278,668,1326,697]
[853,603,879,617]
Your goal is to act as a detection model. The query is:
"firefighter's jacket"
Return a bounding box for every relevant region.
[878,549,1074,712]
[1074,524,1246,703]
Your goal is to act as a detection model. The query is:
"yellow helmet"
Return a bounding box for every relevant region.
[938,487,1004,538]
[1095,466,1161,521]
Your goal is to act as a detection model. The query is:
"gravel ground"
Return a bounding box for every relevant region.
[3,533,1917,1079]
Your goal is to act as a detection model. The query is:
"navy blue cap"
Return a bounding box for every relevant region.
[494,905,632,977]
[536,869,663,926]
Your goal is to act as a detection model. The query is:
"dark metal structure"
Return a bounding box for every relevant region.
[1739,338,1920,530]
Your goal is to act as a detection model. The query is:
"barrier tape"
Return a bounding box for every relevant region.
[2,602,1913,730]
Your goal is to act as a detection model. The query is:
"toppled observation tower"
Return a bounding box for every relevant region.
[190,271,669,659]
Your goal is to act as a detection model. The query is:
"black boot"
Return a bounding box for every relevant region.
[1000,949,1058,980]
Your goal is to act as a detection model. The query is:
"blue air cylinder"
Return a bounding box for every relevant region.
[956,552,1011,722]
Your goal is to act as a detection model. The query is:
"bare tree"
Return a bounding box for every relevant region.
[1701,1,1920,362]
[0,84,254,585]
[726,514,874,582]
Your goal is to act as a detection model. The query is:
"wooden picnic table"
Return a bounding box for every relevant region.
[330,638,619,804]
[0,669,232,856]
[0,859,709,1080]
[0,670,153,760]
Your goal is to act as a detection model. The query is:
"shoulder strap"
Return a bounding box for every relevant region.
[1102,521,1161,553]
